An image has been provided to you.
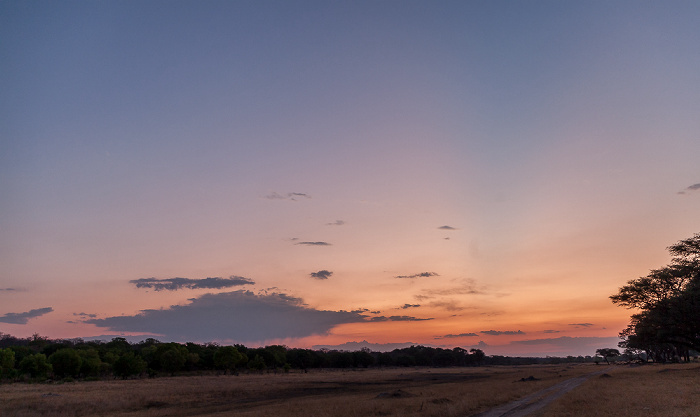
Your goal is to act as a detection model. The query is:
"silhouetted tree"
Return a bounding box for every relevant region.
[612,233,700,361]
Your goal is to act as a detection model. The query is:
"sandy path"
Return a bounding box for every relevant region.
[470,367,613,417]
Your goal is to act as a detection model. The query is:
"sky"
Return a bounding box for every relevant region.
[1,0,699,357]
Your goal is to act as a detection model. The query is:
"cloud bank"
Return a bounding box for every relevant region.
[130,276,255,291]
[0,307,54,324]
[86,291,365,343]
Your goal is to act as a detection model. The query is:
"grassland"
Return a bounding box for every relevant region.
[1,363,698,417]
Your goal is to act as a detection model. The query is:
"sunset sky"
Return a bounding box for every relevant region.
[1,1,699,357]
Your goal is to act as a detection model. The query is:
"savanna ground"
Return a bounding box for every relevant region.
[1,363,698,417]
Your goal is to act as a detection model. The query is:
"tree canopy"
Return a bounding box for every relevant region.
[611,233,700,362]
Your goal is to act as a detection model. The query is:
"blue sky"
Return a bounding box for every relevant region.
[1,1,699,356]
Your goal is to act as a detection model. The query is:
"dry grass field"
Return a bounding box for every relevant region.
[1,364,698,417]
[534,363,700,417]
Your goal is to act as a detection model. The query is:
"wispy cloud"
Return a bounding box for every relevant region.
[434,333,479,339]
[73,312,97,318]
[0,307,54,324]
[86,290,366,343]
[296,241,332,246]
[395,272,439,279]
[399,304,420,309]
[543,329,561,333]
[326,220,345,226]
[368,315,434,322]
[481,330,525,336]
[677,183,700,195]
[265,192,311,201]
[0,288,19,292]
[568,323,594,328]
[310,270,333,280]
[438,225,457,230]
[130,276,255,291]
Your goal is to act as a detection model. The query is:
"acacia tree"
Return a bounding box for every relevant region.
[595,348,620,364]
[611,233,700,361]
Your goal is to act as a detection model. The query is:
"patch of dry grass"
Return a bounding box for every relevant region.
[0,364,605,417]
[534,363,700,417]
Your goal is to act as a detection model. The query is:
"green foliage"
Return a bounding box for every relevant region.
[113,352,146,379]
[213,346,243,373]
[0,348,16,378]
[157,343,188,375]
[248,354,266,371]
[77,348,102,376]
[19,353,52,378]
[49,348,82,378]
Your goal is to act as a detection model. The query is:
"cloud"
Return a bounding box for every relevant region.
[130,276,255,291]
[481,330,525,336]
[74,312,97,318]
[422,279,485,296]
[265,192,311,201]
[568,323,594,328]
[368,315,434,322]
[310,270,333,280]
[0,288,18,292]
[428,300,465,312]
[326,220,345,226]
[395,272,439,279]
[0,307,54,324]
[434,333,479,339]
[678,183,700,194]
[399,304,420,309]
[86,290,366,343]
[543,330,561,333]
[438,225,457,230]
[296,241,332,246]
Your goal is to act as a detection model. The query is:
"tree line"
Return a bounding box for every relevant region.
[611,233,700,363]
[0,332,604,382]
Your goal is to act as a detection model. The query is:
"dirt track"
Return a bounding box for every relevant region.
[470,367,614,417]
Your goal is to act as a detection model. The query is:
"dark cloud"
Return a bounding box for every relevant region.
[678,183,700,194]
[481,330,525,336]
[130,276,254,291]
[0,307,54,324]
[310,270,333,280]
[296,241,332,246]
[568,323,594,328]
[369,315,434,322]
[265,192,312,201]
[395,272,439,279]
[438,225,457,230]
[73,312,97,318]
[326,220,345,226]
[0,288,18,292]
[510,336,615,348]
[86,290,366,343]
[399,304,420,309]
[434,333,479,339]
[543,330,561,333]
